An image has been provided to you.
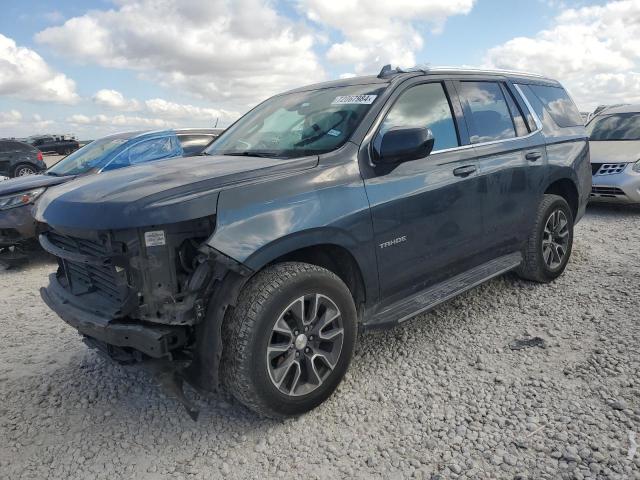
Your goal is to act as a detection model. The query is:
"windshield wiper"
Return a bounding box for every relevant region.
[222,151,284,159]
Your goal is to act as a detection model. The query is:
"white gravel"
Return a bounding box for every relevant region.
[1,205,639,479]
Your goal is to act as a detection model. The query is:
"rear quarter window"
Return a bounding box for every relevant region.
[178,134,215,155]
[527,84,583,127]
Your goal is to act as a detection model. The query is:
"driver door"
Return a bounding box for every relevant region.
[361,81,485,304]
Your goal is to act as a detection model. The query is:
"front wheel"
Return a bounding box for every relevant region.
[222,262,357,418]
[517,194,574,283]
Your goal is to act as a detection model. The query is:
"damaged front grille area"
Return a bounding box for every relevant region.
[40,216,217,328]
[47,231,128,307]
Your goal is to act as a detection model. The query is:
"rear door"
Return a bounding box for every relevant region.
[360,79,484,304]
[454,79,546,255]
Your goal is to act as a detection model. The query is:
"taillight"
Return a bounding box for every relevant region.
[37,151,43,162]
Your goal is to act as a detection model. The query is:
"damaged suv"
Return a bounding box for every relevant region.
[36,67,590,418]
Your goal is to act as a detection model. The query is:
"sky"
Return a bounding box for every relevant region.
[1,0,639,139]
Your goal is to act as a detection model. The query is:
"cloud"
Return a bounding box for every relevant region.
[0,109,23,126]
[144,98,236,122]
[93,89,141,111]
[36,0,324,107]
[0,34,79,104]
[301,0,476,74]
[67,113,177,129]
[0,110,54,137]
[92,89,239,124]
[484,0,640,109]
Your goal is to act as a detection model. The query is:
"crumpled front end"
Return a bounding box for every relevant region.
[39,217,222,361]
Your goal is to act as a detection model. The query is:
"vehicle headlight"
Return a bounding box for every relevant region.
[0,188,46,211]
[632,159,640,173]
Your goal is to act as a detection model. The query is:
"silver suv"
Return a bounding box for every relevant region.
[587,105,640,204]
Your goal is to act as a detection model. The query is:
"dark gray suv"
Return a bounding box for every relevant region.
[35,67,591,418]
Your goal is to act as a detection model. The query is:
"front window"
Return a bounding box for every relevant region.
[375,82,459,152]
[206,85,385,159]
[587,113,640,141]
[47,137,128,176]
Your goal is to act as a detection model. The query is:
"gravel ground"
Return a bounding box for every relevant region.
[1,205,639,480]
[44,154,65,168]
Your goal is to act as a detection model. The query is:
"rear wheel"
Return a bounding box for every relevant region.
[11,163,37,177]
[222,262,357,418]
[517,194,574,283]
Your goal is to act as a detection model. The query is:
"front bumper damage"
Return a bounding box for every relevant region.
[40,273,188,358]
[38,219,251,419]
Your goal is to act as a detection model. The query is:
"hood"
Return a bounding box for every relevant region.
[589,140,640,164]
[35,154,318,230]
[0,174,74,197]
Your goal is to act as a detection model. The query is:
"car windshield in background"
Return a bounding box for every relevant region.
[206,85,385,159]
[47,137,128,176]
[587,113,640,141]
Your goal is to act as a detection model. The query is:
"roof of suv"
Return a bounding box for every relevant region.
[283,66,559,95]
[594,104,640,115]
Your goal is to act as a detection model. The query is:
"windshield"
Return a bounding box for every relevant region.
[587,113,640,141]
[47,137,128,176]
[206,85,385,159]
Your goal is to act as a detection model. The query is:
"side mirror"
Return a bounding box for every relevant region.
[376,127,435,165]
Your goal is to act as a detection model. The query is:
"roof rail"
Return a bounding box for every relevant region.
[428,66,547,78]
[377,64,430,79]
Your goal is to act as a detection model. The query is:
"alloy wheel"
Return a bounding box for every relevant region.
[542,209,569,269]
[15,166,36,176]
[266,293,344,397]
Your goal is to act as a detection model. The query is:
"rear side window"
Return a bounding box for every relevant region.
[527,85,583,127]
[457,81,516,143]
[377,82,459,152]
[179,134,215,155]
[502,86,530,136]
[126,136,184,165]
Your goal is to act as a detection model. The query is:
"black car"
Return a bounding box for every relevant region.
[0,140,47,177]
[36,67,591,419]
[29,136,80,155]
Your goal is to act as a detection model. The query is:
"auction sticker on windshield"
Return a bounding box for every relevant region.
[332,95,377,105]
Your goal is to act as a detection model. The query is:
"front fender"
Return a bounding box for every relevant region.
[207,153,378,304]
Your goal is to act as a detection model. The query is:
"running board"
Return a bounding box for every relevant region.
[366,252,522,328]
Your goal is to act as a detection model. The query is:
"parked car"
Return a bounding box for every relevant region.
[0,128,221,250]
[587,104,640,204]
[28,135,80,155]
[35,67,590,419]
[0,140,47,177]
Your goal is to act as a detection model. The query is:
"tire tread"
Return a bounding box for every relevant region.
[222,262,348,418]
[517,194,572,283]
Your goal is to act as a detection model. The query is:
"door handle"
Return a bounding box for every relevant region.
[526,151,542,162]
[453,165,477,177]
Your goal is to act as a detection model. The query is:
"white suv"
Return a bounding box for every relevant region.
[587,105,640,204]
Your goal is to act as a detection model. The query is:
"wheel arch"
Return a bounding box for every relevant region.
[544,177,579,220]
[243,228,376,310]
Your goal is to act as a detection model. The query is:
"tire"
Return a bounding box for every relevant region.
[222,262,357,418]
[517,194,574,283]
[11,163,37,177]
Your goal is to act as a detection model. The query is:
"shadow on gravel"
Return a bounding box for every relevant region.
[0,245,56,272]
[586,203,640,217]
